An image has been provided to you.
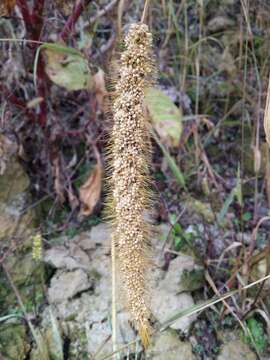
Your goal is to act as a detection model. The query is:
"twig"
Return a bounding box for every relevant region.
[59,0,92,42]
[88,0,118,26]
[141,0,151,24]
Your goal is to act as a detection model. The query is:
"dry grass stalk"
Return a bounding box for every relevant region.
[109,23,155,348]
[264,75,270,146]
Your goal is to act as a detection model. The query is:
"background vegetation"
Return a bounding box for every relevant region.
[1,0,270,359]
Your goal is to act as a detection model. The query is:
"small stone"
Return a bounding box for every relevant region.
[89,223,111,247]
[76,223,111,253]
[48,269,90,303]
[146,330,195,359]
[217,340,256,360]
[86,312,137,357]
[151,290,196,332]
[44,244,90,270]
[207,16,235,33]
[151,253,197,332]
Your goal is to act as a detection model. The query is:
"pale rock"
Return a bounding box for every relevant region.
[44,244,90,270]
[207,16,235,33]
[48,269,91,303]
[151,290,196,332]
[146,330,196,360]
[217,340,256,360]
[86,312,138,357]
[151,253,197,332]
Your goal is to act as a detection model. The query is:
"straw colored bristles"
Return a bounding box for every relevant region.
[108,23,155,348]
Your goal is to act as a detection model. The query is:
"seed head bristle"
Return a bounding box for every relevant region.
[108,23,155,347]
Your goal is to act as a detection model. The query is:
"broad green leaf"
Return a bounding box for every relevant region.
[146,88,182,148]
[42,43,93,91]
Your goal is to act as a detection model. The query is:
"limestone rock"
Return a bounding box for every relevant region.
[151,290,195,332]
[146,330,195,360]
[86,312,138,358]
[151,254,197,332]
[44,244,91,270]
[75,223,111,252]
[217,340,256,360]
[207,16,235,33]
[48,269,91,303]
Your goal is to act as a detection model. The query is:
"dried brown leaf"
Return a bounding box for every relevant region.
[94,68,108,110]
[79,162,102,216]
[52,155,65,204]
[0,0,16,17]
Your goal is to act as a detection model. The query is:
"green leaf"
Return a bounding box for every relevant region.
[242,212,252,222]
[34,43,93,91]
[246,318,266,353]
[146,88,182,148]
[174,236,182,250]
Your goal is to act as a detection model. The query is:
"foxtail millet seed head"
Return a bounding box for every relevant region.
[109,23,155,348]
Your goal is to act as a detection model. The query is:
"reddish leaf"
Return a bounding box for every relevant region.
[79,162,102,216]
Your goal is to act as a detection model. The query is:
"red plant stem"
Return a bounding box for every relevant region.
[15,0,47,126]
[18,0,47,127]
[31,0,47,126]
[16,0,34,36]
[60,0,92,42]
[36,58,47,127]
[31,0,45,41]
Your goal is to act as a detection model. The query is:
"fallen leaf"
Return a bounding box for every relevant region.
[79,162,102,216]
[145,88,182,148]
[0,0,16,17]
[52,154,65,204]
[94,68,108,110]
[27,97,44,108]
[44,46,93,91]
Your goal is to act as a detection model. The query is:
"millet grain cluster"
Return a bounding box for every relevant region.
[110,23,154,347]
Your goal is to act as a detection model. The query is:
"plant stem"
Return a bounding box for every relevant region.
[141,0,151,23]
[31,0,45,41]
[59,0,92,42]
[111,236,117,358]
[36,57,47,127]
[16,0,33,35]
[17,0,47,126]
